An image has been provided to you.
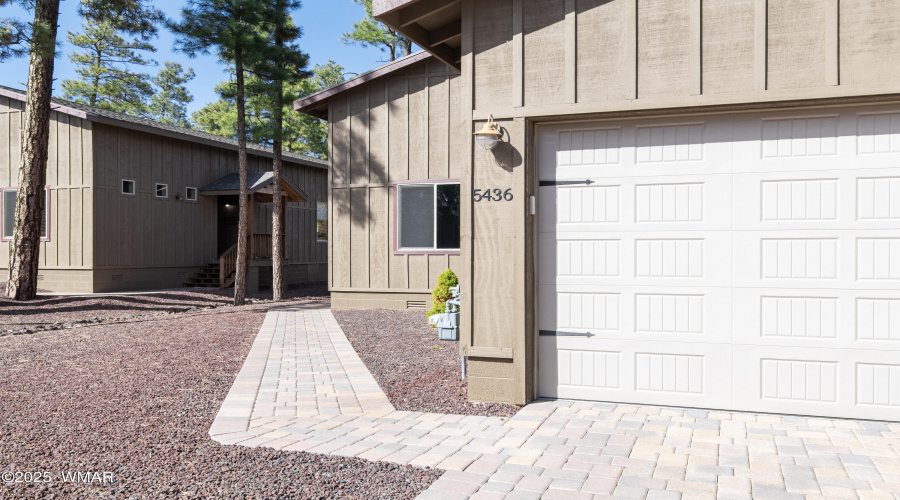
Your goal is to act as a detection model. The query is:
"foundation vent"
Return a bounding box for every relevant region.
[37,275,44,281]
[406,300,427,310]
[111,274,124,282]
[176,271,188,278]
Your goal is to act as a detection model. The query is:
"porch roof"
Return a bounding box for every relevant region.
[199,172,309,202]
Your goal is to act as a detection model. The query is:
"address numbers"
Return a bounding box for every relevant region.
[472,188,513,202]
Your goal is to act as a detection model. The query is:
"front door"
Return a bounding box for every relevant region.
[217,195,240,255]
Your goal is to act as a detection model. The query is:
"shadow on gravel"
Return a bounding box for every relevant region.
[0,283,331,331]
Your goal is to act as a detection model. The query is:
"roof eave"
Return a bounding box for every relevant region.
[0,85,328,170]
[372,0,462,71]
[0,87,98,121]
[293,51,433,115]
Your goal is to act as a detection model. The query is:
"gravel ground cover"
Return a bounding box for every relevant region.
[0,299,442,499]
[0,282,329,337]
[333,309,520,418]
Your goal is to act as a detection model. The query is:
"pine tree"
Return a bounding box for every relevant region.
[2,0,59,301]
[1,0,159,301]
[254,0,310,301]
[192,62,343,158]
[147,62,195,127]
[342,0,411,61]
[61,19,156,114]
[286,62,343,157]
[0,1,29,60]
[170,0,270,306]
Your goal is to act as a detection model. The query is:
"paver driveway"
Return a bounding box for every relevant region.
[210,304,900,499]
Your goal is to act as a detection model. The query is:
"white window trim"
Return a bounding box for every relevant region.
[395,180,461,254]
[185,186,198,201]
[155,183,168,199]
[121,179,136,195]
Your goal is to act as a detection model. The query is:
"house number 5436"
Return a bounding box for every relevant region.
[472,188,513,202]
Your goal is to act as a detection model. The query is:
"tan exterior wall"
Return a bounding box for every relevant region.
[468,0,900,120]
[37,269,94,294]
[328,59,466,304]
[331,291,432,310]
[324,62,532,404]
[0,97,94,289]
[91,123,327,292]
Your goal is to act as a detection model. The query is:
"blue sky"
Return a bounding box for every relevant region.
[0,0,398,115]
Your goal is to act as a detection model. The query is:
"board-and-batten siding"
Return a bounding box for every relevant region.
[0,97,94,280]
[471,0,900,119]
[329,59,465,296]
[91,123,327,273]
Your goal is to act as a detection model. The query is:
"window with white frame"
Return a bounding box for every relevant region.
[185,187,197,201]
[316,201,327,242]
[155,183,168,198]
[121,179,135,195]
[396,181,460,252]
[2,188,48,240]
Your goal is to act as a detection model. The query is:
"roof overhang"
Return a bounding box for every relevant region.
[0,85,327,170]
[200,172,309,203]
[373,0,462,71]
[0,87,98,121]
[294,51,434,118]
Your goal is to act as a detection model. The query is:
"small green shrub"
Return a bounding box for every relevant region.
[427,268,459,321]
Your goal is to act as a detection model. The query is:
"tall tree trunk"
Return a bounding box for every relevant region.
[6,0,60,301]
[271,42,285,301]
[233,50,248,306]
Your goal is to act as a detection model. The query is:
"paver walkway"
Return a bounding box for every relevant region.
[211,304,900,499]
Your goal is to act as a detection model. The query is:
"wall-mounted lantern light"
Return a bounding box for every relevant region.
[473,114,503,151]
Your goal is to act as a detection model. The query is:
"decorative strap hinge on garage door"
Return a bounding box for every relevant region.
[539,330,595,338]
[539,179,595,187]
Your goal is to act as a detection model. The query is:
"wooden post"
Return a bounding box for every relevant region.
[247,193,255,258]
[280,197,287,261]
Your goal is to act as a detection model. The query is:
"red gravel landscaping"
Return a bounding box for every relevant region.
[0,294,441,499]
[333,309,521,418]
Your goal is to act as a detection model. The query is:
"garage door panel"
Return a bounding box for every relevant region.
[733,168,900,231]
[733,171,856,231]
[734,230,900,289]
[732,345,900,420]
[731,114,859,173]
[539,284,733,344]
[539,121,735,180]
[539,174,733,232]
[538,336,733,408]
[540,232,733,287]
[632,175,732,230]
[733,288,900,351]
[538,184,622,230]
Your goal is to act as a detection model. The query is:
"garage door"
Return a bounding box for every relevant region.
[537,107,900,420]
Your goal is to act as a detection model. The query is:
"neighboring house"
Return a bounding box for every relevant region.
[1,85,328,294]
[295,0,900,421]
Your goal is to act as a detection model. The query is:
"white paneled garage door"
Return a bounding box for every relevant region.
[537,107,900,420]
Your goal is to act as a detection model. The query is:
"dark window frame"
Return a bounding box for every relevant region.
[393,179,461,255]
[1,187,50,242]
